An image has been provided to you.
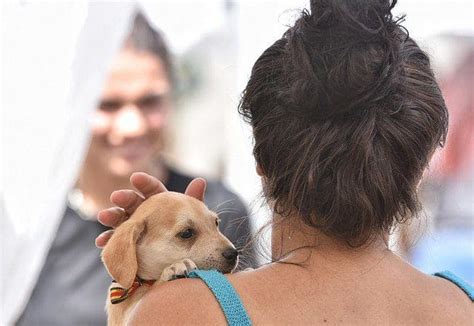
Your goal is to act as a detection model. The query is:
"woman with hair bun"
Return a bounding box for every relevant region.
[96,1,473,324]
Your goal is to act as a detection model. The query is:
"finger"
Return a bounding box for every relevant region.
[95,230,114,248]
[110,190,145,215]
[130,172,168,198]
[97,207,127,228]
[185,178,206,202]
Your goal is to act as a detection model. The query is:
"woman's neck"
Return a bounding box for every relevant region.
[75,160,167,217]
[271,214,392,273]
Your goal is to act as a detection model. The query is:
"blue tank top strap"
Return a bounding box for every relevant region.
[433,271,474,301]
[188,269,252,326]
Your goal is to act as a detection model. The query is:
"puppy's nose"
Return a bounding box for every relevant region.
[222,248,239,262]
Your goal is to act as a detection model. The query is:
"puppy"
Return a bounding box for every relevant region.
[102,192,239,326]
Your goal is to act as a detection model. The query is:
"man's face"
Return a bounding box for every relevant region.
[85,48,171,177]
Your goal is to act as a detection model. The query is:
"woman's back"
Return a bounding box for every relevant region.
[228,253,472,325]
[130,245,472,325]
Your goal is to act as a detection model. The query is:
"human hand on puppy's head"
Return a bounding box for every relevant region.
[95,172,207,248]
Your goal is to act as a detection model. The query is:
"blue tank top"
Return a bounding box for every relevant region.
[189,269,473,326]
[188,270,251,326]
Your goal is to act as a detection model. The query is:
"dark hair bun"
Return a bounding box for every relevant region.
[239,0,448,246]
[282,0,406,120]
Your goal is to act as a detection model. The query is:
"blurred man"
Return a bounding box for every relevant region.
[17,12,254,325]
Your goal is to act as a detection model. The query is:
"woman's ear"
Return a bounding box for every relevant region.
[256,163,264,176]
[101,219,145,289]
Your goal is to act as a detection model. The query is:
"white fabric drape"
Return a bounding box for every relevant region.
[1,2,136,323]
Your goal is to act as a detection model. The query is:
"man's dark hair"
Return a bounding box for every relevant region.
[125,11,173,82]
[239,0,448,246]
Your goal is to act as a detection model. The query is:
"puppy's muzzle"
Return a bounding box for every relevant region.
[222,248,239,266]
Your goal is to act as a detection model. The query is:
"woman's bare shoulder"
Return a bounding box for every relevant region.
[398,269,473,324]
[127,268,265,325]
[426,274,473,322]
[128,278,227,326]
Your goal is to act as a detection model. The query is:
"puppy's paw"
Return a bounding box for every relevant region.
[160,259,197,282]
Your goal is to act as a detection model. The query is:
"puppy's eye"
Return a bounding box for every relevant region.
[178,228,194,239]
[215,218,220,227]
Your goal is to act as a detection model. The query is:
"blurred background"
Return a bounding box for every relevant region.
[1,0,473,324]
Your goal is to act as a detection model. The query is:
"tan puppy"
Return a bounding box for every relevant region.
[102,192,238,326]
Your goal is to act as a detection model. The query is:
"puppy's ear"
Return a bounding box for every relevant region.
[101,219,145,289]
[184,178,206,202]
